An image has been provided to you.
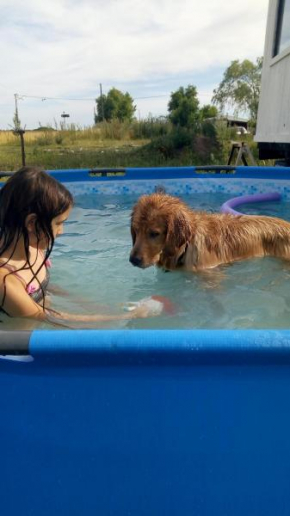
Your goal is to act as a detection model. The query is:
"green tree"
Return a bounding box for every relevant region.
[199,104,218,120]
[212,57,263,120]
[95,88,136,123]
[168,85,200,127]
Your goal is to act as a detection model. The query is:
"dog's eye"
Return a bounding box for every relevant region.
[149,230,160,239]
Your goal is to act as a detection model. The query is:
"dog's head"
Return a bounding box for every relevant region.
[129,193,193,269]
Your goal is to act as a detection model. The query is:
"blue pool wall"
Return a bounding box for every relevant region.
[1,331,290,516]
[3,165,290,198]
[50,165,290,198]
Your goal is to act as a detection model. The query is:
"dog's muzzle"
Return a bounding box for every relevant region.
[129,255,143,267]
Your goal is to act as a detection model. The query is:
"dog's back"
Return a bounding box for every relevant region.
[190,212,290,268]
[130,193,290,271]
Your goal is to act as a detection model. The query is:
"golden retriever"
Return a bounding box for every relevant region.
[129,192,290,271]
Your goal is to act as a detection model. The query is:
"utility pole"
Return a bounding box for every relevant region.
[13,93,26,166]
[13,93,21,129]
[99,83,105,121]
[18,129,26,166]
[14,94,18,119]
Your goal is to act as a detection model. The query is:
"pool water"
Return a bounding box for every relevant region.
[4,192,290,330]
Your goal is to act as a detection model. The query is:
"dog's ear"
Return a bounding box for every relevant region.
[130,207,137,244]
[131,226,136,244]
[163,208,192,256]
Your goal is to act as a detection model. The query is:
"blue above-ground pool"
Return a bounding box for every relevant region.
[2,165,290,516]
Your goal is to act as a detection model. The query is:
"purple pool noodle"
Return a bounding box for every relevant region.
[221,192,282,216]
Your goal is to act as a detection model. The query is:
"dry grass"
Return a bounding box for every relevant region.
[0,130,46,144]
[0,127,151,171]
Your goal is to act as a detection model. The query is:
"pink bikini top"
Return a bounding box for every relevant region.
[0,256,51,302]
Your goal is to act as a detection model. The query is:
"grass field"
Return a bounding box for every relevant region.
[0,127,153,170]
[0,122,263,171]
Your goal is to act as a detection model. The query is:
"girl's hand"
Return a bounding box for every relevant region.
[125,297,164,318]
[130,304,155,318]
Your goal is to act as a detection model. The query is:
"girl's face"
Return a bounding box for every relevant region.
[27,206,72,249]
[51,207,72,240]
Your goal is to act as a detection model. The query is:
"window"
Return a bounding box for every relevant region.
[274,0,290,56]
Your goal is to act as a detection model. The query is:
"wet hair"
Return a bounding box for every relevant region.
[0,166,73,309]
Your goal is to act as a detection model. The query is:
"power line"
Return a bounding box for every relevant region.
[17,93,170,102]
[16,92,212,102]
[18,94,95,101]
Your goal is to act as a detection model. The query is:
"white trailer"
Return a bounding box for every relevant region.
[255,0,290,163]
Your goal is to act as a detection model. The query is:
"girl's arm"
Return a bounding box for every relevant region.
[0,273,153,324]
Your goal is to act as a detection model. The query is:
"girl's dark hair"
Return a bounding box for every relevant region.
[0,166,74,308]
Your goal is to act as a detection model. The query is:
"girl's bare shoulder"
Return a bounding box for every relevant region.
[0,266,26,288]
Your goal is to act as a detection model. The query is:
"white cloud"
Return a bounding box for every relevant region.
[0,0,269,127]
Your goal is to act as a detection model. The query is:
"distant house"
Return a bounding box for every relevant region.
[255,0,290,163]
[225,115,249,132]
[205,115,249,134]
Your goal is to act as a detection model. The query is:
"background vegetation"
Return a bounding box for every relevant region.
[0,57,265,171]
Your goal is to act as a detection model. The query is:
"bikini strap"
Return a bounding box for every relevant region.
[39,250,52,268]
[0,263,27,288]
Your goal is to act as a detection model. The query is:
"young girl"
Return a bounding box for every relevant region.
[0,166,154,325]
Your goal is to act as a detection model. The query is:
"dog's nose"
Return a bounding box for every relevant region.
[129,255,143,267]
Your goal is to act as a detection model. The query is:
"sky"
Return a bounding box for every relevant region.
[0,0,269,130]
